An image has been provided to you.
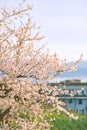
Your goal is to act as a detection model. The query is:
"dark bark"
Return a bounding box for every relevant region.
[0,106,11,122]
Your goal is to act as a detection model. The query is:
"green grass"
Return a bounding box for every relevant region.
[45,110,87,130]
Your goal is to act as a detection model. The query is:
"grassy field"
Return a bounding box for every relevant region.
[45,110,87,130]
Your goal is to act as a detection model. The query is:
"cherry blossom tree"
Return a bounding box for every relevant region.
[0,2,82,130]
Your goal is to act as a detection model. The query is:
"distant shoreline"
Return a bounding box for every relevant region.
[50,79,87,86]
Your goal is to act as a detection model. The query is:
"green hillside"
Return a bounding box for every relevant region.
[45,111,87,130]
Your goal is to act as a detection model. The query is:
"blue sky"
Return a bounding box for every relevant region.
[0,0,87,61]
